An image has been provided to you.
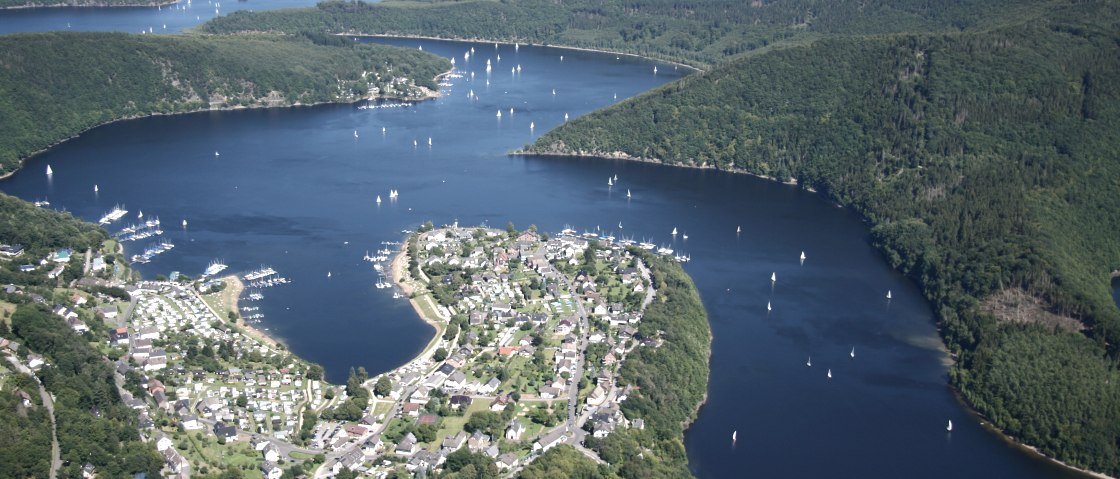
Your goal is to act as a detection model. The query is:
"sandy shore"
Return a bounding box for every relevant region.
[220,275,284,350]
[390,237,446,356]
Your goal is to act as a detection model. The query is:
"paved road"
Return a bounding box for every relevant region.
[5,354,61,479]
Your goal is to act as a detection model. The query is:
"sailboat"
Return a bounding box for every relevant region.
[653,66,658,74]
[827,369,832,379]
[94,184,99,193]
[413,140,418,147]
[182,219,188,228]
[800,251,806,262]
[806,356,811,367]
[886,290,892,300]
[767,301,771,312]
[553,89,557,95]
[138,210,144,219]
[732,430,737,443]
[376,195,382,204]
[497,110,502,118]
[683,233,689,240]
[671,227,678,236]
[529,122,535,130]
[618,222,623,229]
[564,113,569,121]
[46,165,53,176]
[626,189,631,198]
[608,177,613,186]
[947,419,953,432]
[354,130,359,138]
[215,151,219,157]
[737,226,741,234]
[327,272,332,278]
[771,272,776,283]
[428,137,432,146]
[382,127,387,133]
[850,347,855,358]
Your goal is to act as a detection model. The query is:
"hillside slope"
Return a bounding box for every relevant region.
[0,31,449,175]
[525,2,1120,473]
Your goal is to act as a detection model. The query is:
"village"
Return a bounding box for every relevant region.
[0,222,660,478]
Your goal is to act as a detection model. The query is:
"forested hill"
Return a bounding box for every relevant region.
[199,0,1053,68]
[0,31,449,175]
[526,2,1120,475]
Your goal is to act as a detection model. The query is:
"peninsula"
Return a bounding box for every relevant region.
[0,195,709,478]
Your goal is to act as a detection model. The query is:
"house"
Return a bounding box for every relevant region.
[467,430,491,452]
[180,414,202,430]
[213,422,238,441]
[345,425,368,437]
[441,431,468,451]
[402,403,421,417]
[0,244,24,257]
[82,463,96,479]
[261,461,283,479]
[505,420,526,441]
[251,437,271,451]
[98,306,119,320]
[489,395,510,411]
[631,418,645,430]
[497,452,519,470]
[109,327,130,347]
[27,354,45,369]
[262,443,280,462]
[477,377,501,395]
[444,371,467,390]
[154,431,174,452]
[533,428,567,452]
[395,432,418,457]
[449,395,473,410]
[593,421,615,438]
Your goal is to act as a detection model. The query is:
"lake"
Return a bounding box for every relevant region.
[0,8,1090,479]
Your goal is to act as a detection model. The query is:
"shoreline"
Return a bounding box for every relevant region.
[342,32,704,73]
[389,237,445,361]
[518,148,1114,479]
[219,275,284,350]
[0,75,446,181]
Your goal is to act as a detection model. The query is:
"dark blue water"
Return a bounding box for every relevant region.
[0,0,321,35]
[0,9,1090,479]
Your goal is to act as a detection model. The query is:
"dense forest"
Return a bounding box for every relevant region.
[200,0,1056,67]
[0,31,449,175]
[202,0,1120,475]
[523,2,1120,475]
[0,188,162,477]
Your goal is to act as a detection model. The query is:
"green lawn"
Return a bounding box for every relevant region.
[427,401,490,451]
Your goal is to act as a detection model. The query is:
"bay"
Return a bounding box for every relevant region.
[0,11,1092,478]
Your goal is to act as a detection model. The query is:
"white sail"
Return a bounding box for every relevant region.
[215,151,219,156]
[182,219,188,228]
[376,195,382,204]
[806,356,811,367]
[887,290,892,299]
[737,226,741,233]
[529,122,535,130]
[800,251,806,261]
[672,227,678,235]
[827,369,832,379]
[732,430,737,442]
[497,110,502,118]
[767,301,771,312]
[94,184,99,193]
[46,165,53,176]
[327,272,332,278]
[850,347,855,358]
[626,189,631,198]
[947,420,953,432]
[771,272,776,282]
